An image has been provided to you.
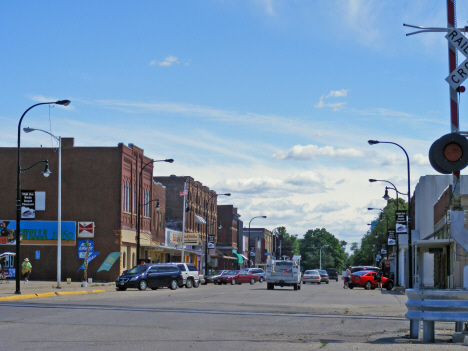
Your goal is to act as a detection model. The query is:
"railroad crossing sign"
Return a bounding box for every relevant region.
[446,28,468,89]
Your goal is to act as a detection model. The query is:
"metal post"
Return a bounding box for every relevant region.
[57,136,62,288]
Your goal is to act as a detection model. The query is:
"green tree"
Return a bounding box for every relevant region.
[274,226,299,259]
[298,228,347,272]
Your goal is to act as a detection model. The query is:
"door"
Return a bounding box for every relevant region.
[146,266,159,288]
[238,271,249,283]
[177,264,188,284]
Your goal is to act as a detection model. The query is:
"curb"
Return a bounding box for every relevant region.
[0,289,107,301]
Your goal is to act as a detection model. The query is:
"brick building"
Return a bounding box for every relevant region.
[153,175,219,272]
[0,140,165,282]
[244,228,273,268]
[216,205,244,270]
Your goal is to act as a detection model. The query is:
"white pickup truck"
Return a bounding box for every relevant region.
[265,255,302,291]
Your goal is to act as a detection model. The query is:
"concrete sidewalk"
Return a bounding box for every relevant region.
[0,279,116,301]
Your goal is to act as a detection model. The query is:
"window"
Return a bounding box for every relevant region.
[122,252,126,268]
[132,253,135,267]
[132,184,135,214]
[177,264,186,272]
[188,264,197,271]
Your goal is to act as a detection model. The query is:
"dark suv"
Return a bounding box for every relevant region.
[116,264,183,291]
[326,268,339,281]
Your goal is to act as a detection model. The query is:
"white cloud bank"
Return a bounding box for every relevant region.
[272,144,364,160]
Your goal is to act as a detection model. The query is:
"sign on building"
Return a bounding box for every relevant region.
[78,222,95,238]
[21,190,35,219]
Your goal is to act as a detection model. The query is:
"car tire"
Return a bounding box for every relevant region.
[231,278,236,285]
[267,283,274,290]
[365,281,372,290]
[348,285,354,289]
[193,280,200,288]
[250,278,256,285]
[294,283,298,291]
[151,287,158,290]
[170,279,178,290]
[326,281,329,284]
[138,280,148,291]
[117,287,127,291]
[302,281,306,284]
[259,277,264,283]
[386,282,394,290]
[318,282,321,284]
[185,278,193,289]
[336,278,339,282]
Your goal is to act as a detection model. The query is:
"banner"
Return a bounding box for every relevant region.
[395,211,408,234]
[76,252,100,272]
[21,190,35,219]
[0,220,76,245]
[387,229,396,246]
[97,252,121,272]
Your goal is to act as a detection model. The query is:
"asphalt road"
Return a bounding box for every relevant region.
[0,280,465,350]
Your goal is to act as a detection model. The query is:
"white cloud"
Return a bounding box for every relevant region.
[313,201,350,213]
[325,89,348,98]
[272,144,364,160]
[412,153,429,166]
[150,55,180,67]
[315,90,348,111]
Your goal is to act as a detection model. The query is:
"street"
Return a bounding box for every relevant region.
[0,281,464,351]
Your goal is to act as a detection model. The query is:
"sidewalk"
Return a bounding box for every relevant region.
[0,279,116,301]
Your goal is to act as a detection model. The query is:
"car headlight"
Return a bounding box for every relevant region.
[130,276,139,281]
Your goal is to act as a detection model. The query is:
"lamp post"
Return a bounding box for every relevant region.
[15,100,70,295]
[319,244,329,270]
[248,215,267,267]
[23,128,63,288]
[137,159,173,264]
[205,193,230,276]
[368,140,412,288]
[369,179,408,286]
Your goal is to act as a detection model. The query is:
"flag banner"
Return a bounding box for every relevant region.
[180,189,188,196]
[76,252,100,272]
[97,252,121,272]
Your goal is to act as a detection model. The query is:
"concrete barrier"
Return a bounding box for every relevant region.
[405,289,468,343]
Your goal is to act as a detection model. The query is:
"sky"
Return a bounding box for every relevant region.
[2,1,468,251]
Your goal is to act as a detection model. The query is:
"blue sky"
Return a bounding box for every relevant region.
[2,1,467,249]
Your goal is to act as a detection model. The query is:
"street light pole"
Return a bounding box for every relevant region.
[368,140,412,288]
[248,215,267,268]
[15,100,70,295]
[137,158,173,265]
[319,245,328,270]
[23,128,62,288]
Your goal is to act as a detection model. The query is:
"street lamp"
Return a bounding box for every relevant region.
[204,193,231,276]
[137,159,173,264]
[319,244,329,270]
[248,215,267,268]
[23,128,63,288]
[368,140,412,288]
[15,100,70,295]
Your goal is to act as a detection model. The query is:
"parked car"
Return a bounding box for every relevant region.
[317,269,330,284]
[204,270,230,284]
[325,268,339,281]
[349,270,394,290]
[301,270,321,284]
[350,266,379,274]
[215,270,259,285]
[241,267,266,282]
[166,262,200,288]
[115,264,183,291]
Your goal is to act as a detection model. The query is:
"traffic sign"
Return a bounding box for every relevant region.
[446,28,468,88]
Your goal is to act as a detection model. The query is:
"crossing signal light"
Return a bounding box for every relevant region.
[429,133,468,173]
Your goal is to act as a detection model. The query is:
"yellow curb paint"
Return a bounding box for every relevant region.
[35,292,56,298]
[90,289,106,294]
[55,291,88,296]
[0,294,38,301]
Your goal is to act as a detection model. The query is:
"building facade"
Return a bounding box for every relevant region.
[0,140,165,282]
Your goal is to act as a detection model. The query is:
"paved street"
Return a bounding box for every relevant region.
[0,280,465,350]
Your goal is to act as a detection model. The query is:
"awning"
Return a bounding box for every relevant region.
[232,253,243,264]
[413,239,452,249]
[240,254,248,260]
[195,214,206,224]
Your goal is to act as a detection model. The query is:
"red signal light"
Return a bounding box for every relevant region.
[457,86,466,92]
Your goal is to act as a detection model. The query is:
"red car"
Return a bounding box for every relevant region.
[215,270,259,285]
[349,271,393,290]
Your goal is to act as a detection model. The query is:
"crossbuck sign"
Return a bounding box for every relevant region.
[446,28,468,89]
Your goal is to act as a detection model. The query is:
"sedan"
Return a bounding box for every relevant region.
[302,270,321,284]
[215,270,259,285]
[317,270,330,284]
[204,270,230,284]
[349,270,394,290]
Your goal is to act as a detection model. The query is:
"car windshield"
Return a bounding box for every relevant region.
[305,270,318,274]
[126,265,148,274]
[318,270,328,275]
[226,270,239,276]
[353,271,368,276]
